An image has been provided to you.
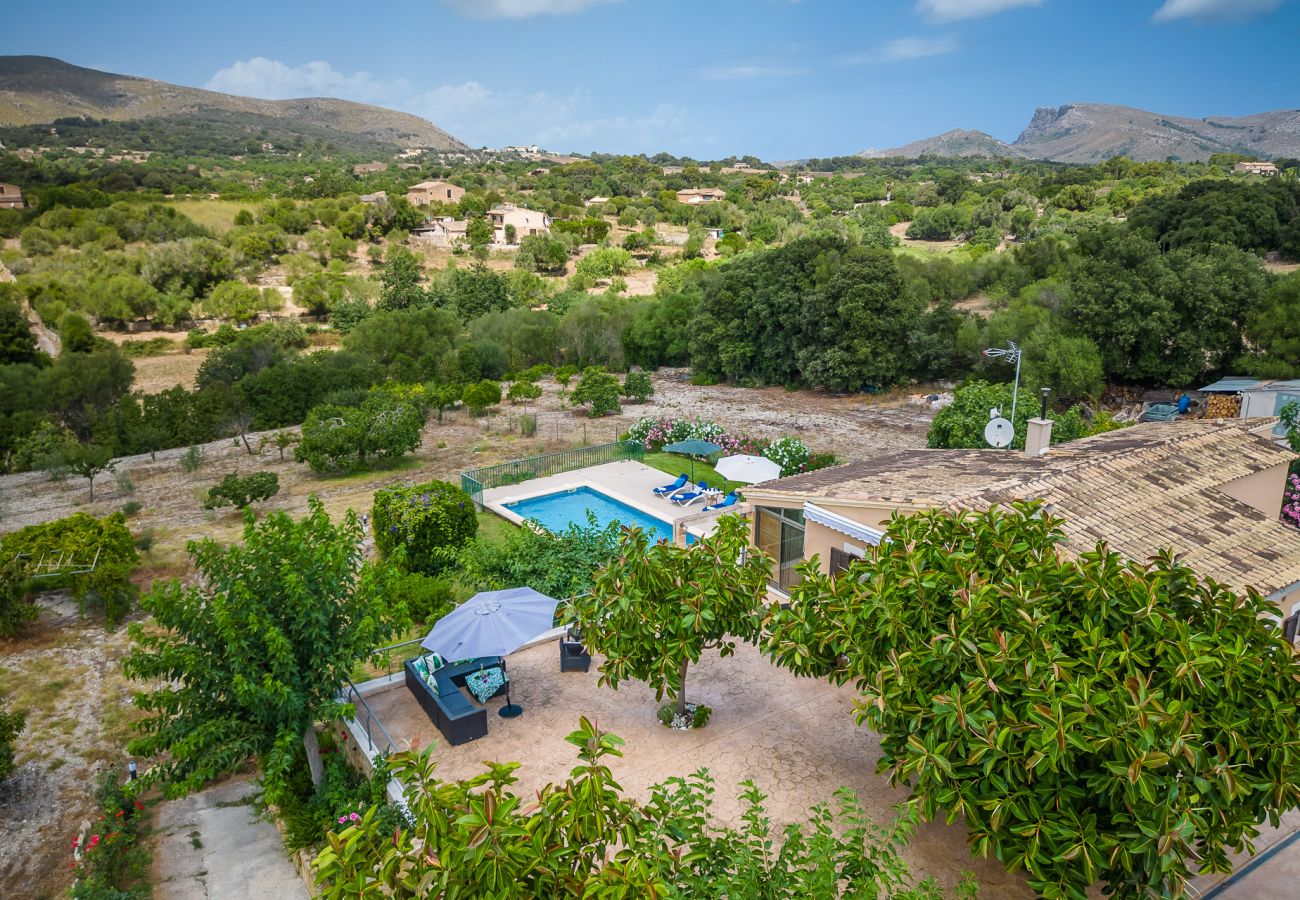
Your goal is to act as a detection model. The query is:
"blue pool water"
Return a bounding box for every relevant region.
[506,486,678,543]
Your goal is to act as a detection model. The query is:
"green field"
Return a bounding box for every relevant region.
[169,198,256,233]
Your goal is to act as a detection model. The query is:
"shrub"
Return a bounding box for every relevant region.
[518,413,538,437]
[0,698,23,782]
[296,393,423,472]
[0,512,139,628]
[461,380,502,416]
[621,371,653,403]
[121,501,143,517]
[570,367,622,418]
[132,528,155,553]
[554,364,578,385]
[115,470,136,495]
[394,570,455,624]
[372,480,478,575]
[179,445,204,472]
[203,472,281,510]
[506,380,542,405]
[457,512,622,600]
[69,767,150,898]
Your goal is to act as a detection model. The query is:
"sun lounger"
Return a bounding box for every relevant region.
[653,473,689,496]
[671,481,711,506]
[702,491,739,512]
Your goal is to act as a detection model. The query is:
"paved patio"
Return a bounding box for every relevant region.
[481,460,725,542]
[363,640,1031,896]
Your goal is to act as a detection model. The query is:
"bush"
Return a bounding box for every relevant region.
[0,698,23,782]
[394,570,455,624]
[458,512,622,600]
[554,364,578,385]
[621,371,653,403]
[0,512,139,628]
[461,379,502,416]
[179,445,204,472]
[507,380,542,405]
[295,393,423,472]
[121,501,143,517]
[69,768,150,899]
[570,367,622,417]
[372,480,478,575]
[203,471,281,509]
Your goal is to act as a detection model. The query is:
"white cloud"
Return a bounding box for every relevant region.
[915,0,1041,22]
[1152,0,1284,22]
[700,63,806,80]
[205,57,407,103]
[439,0,620,18]
[836,35,958,65]
[204,58,689,153]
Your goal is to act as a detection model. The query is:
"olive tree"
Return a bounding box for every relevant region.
[568,514,771,720]
[762,501,1300,899]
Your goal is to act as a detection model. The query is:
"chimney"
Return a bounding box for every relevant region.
[1025,388,1053,458]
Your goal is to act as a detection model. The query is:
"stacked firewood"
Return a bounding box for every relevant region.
[1205,394,1241,418]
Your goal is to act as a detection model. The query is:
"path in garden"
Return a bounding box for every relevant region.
[151,775,308,900]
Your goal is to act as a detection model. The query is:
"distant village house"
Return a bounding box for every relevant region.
[1233,161,1279,176]
[406,181,465,207]
[410,216,468,248]
[676,187,726,205]
[487,204,550,244]
[0,183,25,209]
[360,190,387,205]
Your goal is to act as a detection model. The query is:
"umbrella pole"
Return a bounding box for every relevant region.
[500,681,523,718]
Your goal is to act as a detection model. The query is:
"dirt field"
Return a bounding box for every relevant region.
[0,371,934,896]
[127,349,210,393]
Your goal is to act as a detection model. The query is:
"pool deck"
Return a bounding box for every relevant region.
[481,460,728,543]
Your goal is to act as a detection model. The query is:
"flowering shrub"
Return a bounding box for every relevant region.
[373,480,478,575]
[70,768,149,899]
[1284,474,1300,530]
[627,417,827,477]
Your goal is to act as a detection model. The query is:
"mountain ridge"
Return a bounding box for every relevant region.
[859,102,1300,163]
[0,56,467,152]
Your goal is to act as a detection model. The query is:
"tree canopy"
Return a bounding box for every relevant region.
[762,502,1300,899]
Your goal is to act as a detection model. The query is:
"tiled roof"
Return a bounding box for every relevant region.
[748,419,1300,596]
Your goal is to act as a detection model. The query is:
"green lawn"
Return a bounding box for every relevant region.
[642,452,746,496]
[475,509,519,545]
[169,198,256,233]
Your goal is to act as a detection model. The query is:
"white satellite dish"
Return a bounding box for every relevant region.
[984,417,1014,448]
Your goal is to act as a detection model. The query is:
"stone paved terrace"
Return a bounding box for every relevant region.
[363,640,1032,897]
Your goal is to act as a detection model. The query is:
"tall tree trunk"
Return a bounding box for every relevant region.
[675,660,689,717]
[302,726,324,786]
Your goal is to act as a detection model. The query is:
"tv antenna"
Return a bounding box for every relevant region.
[981,342,1023,448]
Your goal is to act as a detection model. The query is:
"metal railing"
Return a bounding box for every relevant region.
[341,677,397,756]
[460,439,644,508]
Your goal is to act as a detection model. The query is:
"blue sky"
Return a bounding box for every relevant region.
[6,0,1298,159]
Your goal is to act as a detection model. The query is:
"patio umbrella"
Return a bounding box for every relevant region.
[714,454,782,485]
[662,439,722,482]
[421,586,561,717]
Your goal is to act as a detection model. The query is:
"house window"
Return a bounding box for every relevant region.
[829,546,864,577]
[1284,610,1300,644]
[756,506,805,591]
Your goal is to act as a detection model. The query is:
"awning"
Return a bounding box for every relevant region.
[804,503,886,546]
[1197,377,1263,393]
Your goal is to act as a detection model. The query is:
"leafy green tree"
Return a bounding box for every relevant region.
[377,247,424,311]
[58,311,96,353]
[0,697,23,782]
[203,280,271,322]
[466,216,493,259]
[459,513,621,600]
[568,515,771,719]
[0,553,38,638]
[449,266,510,321]
[570,366,622,417]
[311,718,969,898]
[49,439,116,501]
[203,471,281,509]
[124,501,403,799]
[372,480,478,576]
[927,380,1092,450]
[621,370,654,402]
[295,393,424,472]
[0,292,42,366]
[460,379,502,416]
[762,502,1300,899]
[506,379,542,405]
[1244,271,1300,376]
[516,233,570,273]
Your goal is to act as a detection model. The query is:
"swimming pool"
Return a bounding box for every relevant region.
[505,486,678,543]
